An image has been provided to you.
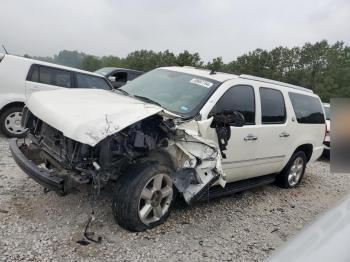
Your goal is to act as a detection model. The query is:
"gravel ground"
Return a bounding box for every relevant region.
[1,136,350,262]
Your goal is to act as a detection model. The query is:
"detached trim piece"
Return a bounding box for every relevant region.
[9,139,64,191]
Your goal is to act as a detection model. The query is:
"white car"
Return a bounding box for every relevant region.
[323,103,330,152]
[0,52,113,137]
[9,67,326,232]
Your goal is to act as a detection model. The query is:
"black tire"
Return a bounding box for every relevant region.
[0,106,27,138]
[112,162,175,232]
[275,151,307,188]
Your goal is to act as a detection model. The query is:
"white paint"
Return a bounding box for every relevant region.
[199,75,325,183]
[27,89,163,146]
[22,66,325,201]
[0,53,111,112]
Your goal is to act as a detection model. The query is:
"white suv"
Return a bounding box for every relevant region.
[9,67,326,232]
[0,53,113,137]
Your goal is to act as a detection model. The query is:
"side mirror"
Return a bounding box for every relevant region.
[230,111,245,127]
[108,76,116,82]
[213,109,245,127]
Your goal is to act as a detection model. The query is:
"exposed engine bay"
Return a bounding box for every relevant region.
[20,107,227,203]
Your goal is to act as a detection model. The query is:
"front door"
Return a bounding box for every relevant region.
[208,85,260,183]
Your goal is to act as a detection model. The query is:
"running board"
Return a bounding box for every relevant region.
[194,174,276,202]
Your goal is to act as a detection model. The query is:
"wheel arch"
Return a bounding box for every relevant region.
[138,149,176,170]
[0,101,25,116]
[293,143,313,162]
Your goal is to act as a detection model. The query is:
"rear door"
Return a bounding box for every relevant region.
[254,87,291,175]
[25,65,73,99]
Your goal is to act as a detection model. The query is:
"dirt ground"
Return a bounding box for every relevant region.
[1,136,349,262]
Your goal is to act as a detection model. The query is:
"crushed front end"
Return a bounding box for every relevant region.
[10,108,171,195]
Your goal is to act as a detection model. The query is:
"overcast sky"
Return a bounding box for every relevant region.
[1,0,350,62]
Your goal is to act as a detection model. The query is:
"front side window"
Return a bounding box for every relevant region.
[114,72,128,83]
[289,92,325,124]
[210,85,255,125]
[260,87,286,124]
[39,66,72,88]
[76,74,111,90]
[120,69,221,116]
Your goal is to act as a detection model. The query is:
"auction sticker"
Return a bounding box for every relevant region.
[190,78,213,88]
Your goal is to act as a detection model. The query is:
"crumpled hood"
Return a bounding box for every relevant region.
[27,89,164,146]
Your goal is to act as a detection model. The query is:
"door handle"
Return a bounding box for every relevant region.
[279,132,290,138]
[244,134,258,141]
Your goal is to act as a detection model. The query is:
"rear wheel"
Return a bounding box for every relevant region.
[112,162,175,232]
[275,151,307,188]
[0,106,27,138]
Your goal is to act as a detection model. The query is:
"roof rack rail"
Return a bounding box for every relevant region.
[239,74,313,93]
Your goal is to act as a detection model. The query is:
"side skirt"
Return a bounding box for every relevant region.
[194,174,276,202]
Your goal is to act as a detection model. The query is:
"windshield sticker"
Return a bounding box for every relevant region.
[190,78,214,88]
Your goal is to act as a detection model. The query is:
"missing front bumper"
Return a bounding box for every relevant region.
[9,138,65,193]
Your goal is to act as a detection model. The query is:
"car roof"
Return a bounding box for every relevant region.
[160,67,313,95]
[5,54,104,77]
[160,66,238,82]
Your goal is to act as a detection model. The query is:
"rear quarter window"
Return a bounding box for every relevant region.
[288,92,325,124]
[27,65,39,82]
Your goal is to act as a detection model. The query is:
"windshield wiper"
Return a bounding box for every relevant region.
[134,95,162,107]
[114,88,130,96]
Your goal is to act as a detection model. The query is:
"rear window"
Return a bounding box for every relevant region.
[288,92,325,124]
[76,73,111,90]
[260,87,286,124]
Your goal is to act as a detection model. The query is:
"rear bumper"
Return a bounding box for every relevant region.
[9,139,65,192]
[323,135,330,150]
[310,145,325,162]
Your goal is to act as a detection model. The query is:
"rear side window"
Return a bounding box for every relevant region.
[260,87,286,124]
[27,65,39,82]
[27,65,72,88]
[76,74,111,90]
[288,92,325,124]
[210,85,255,125]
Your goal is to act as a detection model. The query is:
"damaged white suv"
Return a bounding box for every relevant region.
[10,67,326,231]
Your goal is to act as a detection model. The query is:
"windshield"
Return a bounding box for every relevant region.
[119,68,220,116]
[324,106,330,120]
[94,67,115,76]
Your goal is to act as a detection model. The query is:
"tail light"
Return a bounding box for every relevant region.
[323,123,327,142]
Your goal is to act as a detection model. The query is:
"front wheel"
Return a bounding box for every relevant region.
[112,162,175,232]
[275,151,307,188]
[0,106,27,138]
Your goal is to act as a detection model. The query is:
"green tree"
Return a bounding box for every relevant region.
[206,57,224,72]
[176,50,203,67]
[81,55,101,71]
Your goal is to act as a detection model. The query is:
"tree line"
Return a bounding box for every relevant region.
[26,40,350,102]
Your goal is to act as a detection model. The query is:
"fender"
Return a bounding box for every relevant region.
[0,95,26,112]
